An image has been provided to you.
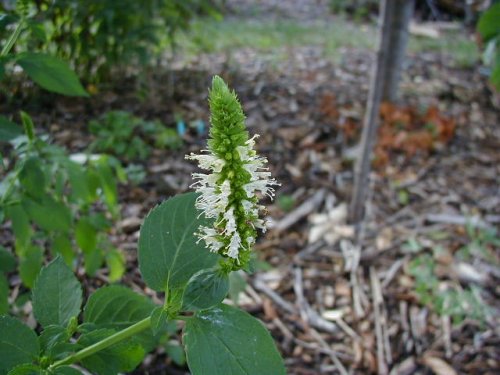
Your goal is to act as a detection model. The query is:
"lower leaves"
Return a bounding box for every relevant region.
[0,192,285,375]
[183,304,286,375]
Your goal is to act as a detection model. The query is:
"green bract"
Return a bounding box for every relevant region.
[187,76,279,271]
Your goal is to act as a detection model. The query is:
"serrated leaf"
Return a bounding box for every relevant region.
[0,116,22,142]
[78,328,145,375]
[0,316,40,375]
[6,364,40,375]
[0,246,16,272]
[83,285,157,350]
[183,268,229,311]
[32,257,82,328]
[183,304,286,375]
[138,192,219,291]
[16,53,88,97]
[19,245,43,288]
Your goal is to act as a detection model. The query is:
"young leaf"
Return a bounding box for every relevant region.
[0,116,22,142]
[183,268,230,311]
[39,325,70,357]
[78,328,145,375]
[150,306,169,336]
[138,192,219,292]
[23,196,71,232]
[32,257,82,328]
[183,304,286,375]
[83,285,157,350]
[16,53,89,97]
[0,315,40,375]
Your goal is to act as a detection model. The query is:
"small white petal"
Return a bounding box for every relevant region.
[227,232,242,259]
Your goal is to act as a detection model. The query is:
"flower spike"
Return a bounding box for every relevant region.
[186,76,279,270]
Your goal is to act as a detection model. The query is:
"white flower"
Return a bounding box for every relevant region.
[186,76,279,269]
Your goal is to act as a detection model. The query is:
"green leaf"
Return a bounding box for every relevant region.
[138,192,219,291]
[183,268,229,311]
[32,257,82,328]
[105,249,125,282]
[53,366,83,375]
[19,112,35,142]
[0,116,22,142]
[75,217,96,254]
[0,315,40,375]
[0,273,8,315]
[83,285,157,350]
[165,341,186,366]
[6,364,40,375]
[5,204,31,249]
[150,306,169,336]
[78,328,145,375]
[16,53,88,97]
[19,158,45,199]
[39,325,70,357]
[0,246,16,272]
[94,159,118,214]
[23,196,71,232]
[183,304,286,375]
[19,245,43,288]
[66,162,91,202]
[478,3,500,42]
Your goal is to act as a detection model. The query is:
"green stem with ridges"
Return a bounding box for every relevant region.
[48,317,151,370]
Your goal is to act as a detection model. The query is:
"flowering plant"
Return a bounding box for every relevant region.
[0,76,285,375]
[187,76,279,269]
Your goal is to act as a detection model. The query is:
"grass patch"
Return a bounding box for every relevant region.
[409,34,479,68]
[176,17,374,62]
[175,17,479,68]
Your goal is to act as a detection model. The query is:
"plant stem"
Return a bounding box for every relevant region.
[49,317,151,370]
[1,19,24,57]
